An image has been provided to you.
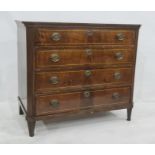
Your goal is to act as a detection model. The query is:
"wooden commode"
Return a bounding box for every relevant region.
[17,21,140,137]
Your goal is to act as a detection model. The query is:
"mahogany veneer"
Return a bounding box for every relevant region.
[17,21,140,137]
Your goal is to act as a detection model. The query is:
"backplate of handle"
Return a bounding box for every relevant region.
[112,92,120,100]
[51,32,61,41]
[49,99,59,108]
[114,72,121,80]
[49,76,59,84]
[116,33,125,41]
[115,52,124,60]
[50,53,60,62]
[84,70,92,77]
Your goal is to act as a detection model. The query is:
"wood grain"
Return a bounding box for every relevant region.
[36,87,131,116]
[35,28,136,45]
[35,47,135,69]
[35,68,132,92]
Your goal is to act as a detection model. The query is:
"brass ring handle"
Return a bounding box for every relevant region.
[115,52,124,60]
[116,33,125,41]
[51,32,61,41]
[49,99,59,108]
[85,49,92,56]
[84,70,92,77]
[114,72,121,80]
[50,53,60,62]
[49,76,59,84]
[83,91,91,98]
[112,92,120,100]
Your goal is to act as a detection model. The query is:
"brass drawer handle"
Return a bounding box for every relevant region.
[112,92,120,100]
[116,33,125,41]
[84,70,92,77]
[114,72,121,80]
[85,49,92,56]
[50,53,60,62]
[115,52,124,60]
[50,99,59,108]
[51,32,61,41]
[49,76,59,84]
[83,91,91,98]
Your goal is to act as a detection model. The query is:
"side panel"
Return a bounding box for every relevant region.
[130,28,140,106]
[26,26,36,119]
[17,21,35,119]
[17,21,27,111]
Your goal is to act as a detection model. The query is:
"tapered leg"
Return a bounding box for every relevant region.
[127,107,132,121]
[19,105,24,115]
[27,120,36,137]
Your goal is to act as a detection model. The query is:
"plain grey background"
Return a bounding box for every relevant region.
[0,11,155,143]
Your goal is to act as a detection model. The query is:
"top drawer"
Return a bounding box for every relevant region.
[34,28,136,45]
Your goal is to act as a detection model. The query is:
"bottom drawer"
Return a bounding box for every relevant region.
[36,87,131,116]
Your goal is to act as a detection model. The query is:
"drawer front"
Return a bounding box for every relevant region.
[35,28,135,45]
[36,87,131,116]
[36,48,134,68]
[35,68,132,91]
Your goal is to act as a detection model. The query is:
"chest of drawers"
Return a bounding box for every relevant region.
[17,21,140,137]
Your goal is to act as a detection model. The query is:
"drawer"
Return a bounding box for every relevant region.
[35,68,132,91]
[36,87,131,116]
[35,48,134,68]
[34,28,135,45]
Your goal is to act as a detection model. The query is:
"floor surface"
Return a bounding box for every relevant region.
[0,100,155,143]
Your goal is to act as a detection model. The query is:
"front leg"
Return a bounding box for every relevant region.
[26,117,36,137]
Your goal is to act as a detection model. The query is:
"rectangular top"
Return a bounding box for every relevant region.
[17,21,141,29]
